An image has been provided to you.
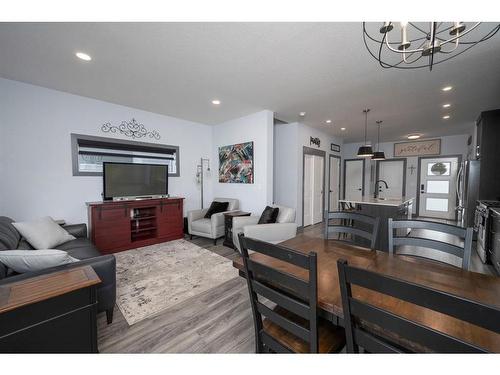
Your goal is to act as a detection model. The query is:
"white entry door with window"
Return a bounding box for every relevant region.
[344,159,364,201]
[377,159,405,198]
[303,154,324,227]
[418,157,459,220]
[329,156,341,211]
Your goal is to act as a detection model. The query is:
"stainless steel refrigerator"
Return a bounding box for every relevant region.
[456,159,480,228]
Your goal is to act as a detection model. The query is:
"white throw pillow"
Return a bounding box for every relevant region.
[0,249,78,273]
[12,216,76,249]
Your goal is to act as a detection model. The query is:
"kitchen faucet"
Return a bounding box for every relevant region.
[374,180,389,198]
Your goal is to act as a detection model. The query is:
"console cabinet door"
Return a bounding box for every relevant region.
[92,206,131,252]
[157,200,183,239]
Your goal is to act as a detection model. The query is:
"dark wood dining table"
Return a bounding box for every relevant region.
[232,232,500,352]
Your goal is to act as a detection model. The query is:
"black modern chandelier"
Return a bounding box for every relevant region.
[363,22,500,71]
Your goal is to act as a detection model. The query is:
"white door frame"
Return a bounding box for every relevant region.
[302,146,326,227]
[416,154,462,220]
[343,158,365,199]
[328,154,341,211]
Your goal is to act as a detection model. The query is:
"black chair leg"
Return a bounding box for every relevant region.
[106,307,114,325]
[190,234,193,240]
[214,238,217,245]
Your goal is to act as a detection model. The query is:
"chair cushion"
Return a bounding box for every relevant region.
[12,217,76,250]
[0,217,21,250]
[56,238,101,260]
[204,201,229,218]
[258,206,280,224]
[191,218,213,234]
[262,307,346,353]
[275,206,296,224]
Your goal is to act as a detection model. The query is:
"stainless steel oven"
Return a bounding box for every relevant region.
[475,200,500,263]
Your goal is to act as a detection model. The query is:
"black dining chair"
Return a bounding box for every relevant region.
[324,211,380,250]
[388,218,473,270]
[337,259,500,353]
[238,233,345,353]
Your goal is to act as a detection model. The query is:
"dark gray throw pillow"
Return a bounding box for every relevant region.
[258,206,280,224]
[204,201,230,218]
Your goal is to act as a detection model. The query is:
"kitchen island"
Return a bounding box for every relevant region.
[338,196,414,251]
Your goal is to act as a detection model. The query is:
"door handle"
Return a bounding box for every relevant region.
[357,188,362,191]
[420,184,425,193]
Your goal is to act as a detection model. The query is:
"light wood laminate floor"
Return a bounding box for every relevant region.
[98,223,495,353]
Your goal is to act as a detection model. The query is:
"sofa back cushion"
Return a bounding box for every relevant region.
[0,216,21,250]
[274,205,296,224]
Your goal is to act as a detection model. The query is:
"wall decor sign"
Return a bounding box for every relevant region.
[310,136,321,148]
[218,141,254,184]
[330,143,341,152]
[394,139,441,157]
[101,118,160,140]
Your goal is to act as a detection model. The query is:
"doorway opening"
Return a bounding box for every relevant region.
[328,155,341,211]
[375,158,407,198]
[302,147,325,227]
[343,159,365,200]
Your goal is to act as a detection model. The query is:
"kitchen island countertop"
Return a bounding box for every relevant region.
[339,196,414,207]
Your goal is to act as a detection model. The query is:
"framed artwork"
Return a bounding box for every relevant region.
[218,141,254,183]
[330,143,341,152]
[394,139,441,157]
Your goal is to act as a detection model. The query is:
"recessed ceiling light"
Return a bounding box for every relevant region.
[299,112,306,116]
[442,86,453,92]
[443,115,451,119]
[326,119,332,124]
[211,99,221,105]
[75,52,92,61]
[340,127,346,131]
[407,134,421,140]
[442,103,451,108]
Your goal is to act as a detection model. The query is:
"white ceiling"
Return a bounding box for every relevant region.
[0,22,499,143]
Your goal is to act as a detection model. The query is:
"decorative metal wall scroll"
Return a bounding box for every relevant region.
[101,118,161,140]
[310,136,321,148]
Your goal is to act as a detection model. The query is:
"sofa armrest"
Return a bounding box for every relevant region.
[232,216,260,232]
[188,209,209,222]
[243,223,298,244]
[63,223,87,238]
[0,255,116,313]
[210,210,241,228]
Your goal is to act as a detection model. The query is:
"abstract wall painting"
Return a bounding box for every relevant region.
[218,141,254,183]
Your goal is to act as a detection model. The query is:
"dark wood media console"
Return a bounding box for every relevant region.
[87,197,184,254]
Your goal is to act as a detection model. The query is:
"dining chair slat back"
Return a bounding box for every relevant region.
[324,211,380,250]
[388,219,473,270]
[337,259,500,353]
[238,233,319,353]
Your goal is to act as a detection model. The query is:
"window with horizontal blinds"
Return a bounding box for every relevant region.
[71,133,180,177]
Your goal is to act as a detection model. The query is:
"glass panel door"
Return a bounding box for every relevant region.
[418,157,459,219]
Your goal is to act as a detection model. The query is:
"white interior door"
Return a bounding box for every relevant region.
[312,155,324,224]
[303,154,314,226]
[329,156,341,211]
[377,159,405,198]
[418,157,459,220]
[344,159,364,200]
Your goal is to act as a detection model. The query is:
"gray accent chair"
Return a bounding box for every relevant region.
[187,198,239,244]
[232,205,298,252]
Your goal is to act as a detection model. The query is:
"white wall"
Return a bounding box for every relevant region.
[342,134,472,213]
[274,122,343,226]
[0,78,214,224]
[212,110,274,215]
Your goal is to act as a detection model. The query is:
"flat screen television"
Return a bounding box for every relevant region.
[103,162,169,201]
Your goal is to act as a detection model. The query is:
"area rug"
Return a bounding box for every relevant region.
[114,239,238,325]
